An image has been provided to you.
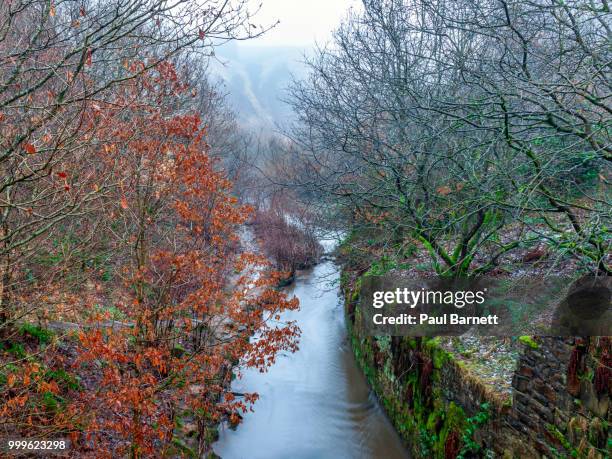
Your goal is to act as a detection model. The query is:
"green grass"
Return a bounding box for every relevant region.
[45,369,82,391]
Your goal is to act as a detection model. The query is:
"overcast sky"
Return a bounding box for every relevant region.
[244,0,358,47]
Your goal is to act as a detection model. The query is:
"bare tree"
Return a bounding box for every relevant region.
[288,0,610,276]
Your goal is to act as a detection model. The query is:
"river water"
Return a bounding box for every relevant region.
[213,259,410,459]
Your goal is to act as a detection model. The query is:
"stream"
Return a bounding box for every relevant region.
[213,257,410,459]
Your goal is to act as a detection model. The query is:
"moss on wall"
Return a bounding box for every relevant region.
[342,273,495,458]
[342,269,610,458]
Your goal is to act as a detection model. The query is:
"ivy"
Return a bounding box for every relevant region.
[457,403,490,458]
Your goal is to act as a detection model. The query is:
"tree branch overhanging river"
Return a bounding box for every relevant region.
[213,240,410,459]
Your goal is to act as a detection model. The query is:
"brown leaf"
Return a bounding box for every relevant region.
[436,185,452,196]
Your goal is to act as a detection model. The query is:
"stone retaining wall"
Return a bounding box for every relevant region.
[343,274,610,458]
[510,337,610,457]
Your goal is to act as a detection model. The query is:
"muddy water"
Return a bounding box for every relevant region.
[213,260,410,459]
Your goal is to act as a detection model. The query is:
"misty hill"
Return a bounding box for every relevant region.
[211,43,309,133]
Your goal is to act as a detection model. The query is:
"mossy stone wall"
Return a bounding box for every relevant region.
[342,273,610,458]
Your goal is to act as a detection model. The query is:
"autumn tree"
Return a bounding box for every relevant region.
[1,2,300,457]
[0,0,266,326]
[71,63,299,457]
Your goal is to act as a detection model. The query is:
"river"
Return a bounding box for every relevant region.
[213,258,410,459]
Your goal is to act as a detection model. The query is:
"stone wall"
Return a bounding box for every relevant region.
[510,337,610,457]
[343,273,611,458]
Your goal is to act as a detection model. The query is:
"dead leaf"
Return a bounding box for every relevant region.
[436,185,452,196]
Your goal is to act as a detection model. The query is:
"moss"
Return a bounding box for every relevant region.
[344,270,496,458]
[518,335,539,349]
[375,335,391,353]
[441,402,466,437]
[546,423,573,452]
[383,358,396,383]
[432,347,453,370]
[20,323,54,345]
[339,271,350,294]
[350,277,362,303]
[426,410,441,431]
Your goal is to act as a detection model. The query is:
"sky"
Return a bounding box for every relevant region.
[244,0,358,47]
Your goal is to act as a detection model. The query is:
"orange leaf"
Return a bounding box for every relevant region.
[24,143,36,154]
[120,197,128,209]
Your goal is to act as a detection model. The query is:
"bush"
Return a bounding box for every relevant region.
[19,324,54,345]
[252,209,323,275]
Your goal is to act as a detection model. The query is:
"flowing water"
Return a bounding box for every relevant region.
[213,259,410,459]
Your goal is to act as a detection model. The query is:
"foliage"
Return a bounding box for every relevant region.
[458,403,490,458]
[0,2,299,456]
[288,0,611,277]
[252,207,323,278]
[19,324,54,345]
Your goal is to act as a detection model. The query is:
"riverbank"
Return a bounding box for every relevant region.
[213,257,410,459]
[340,265,610,458]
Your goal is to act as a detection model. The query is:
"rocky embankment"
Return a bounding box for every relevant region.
[341,270,611,458]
